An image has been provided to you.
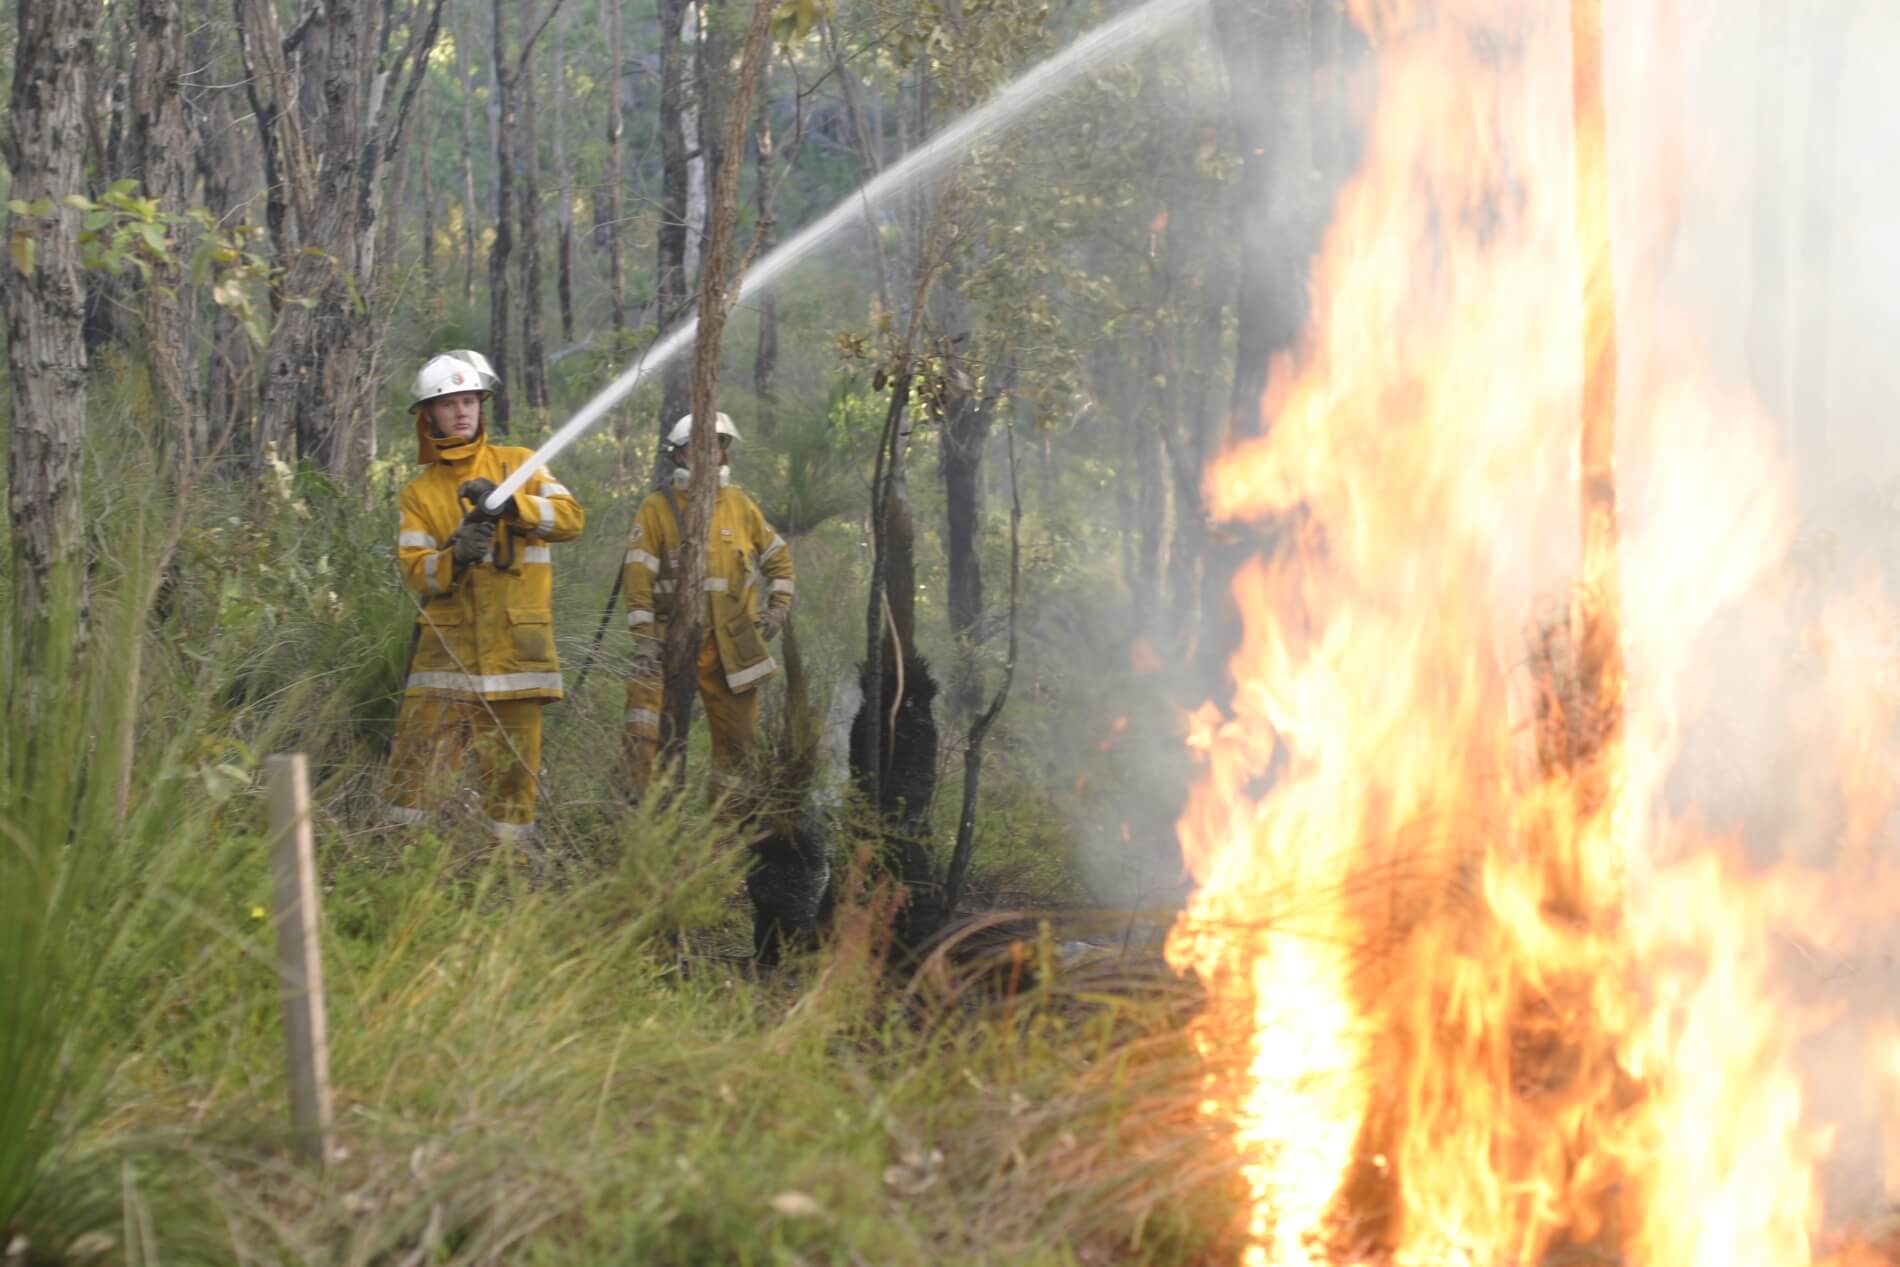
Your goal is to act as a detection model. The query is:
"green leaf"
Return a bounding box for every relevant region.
[7,200,28,217]
[62,194,93,212]
[83,209,113,232]
[107,177,140,198]
[27,198,54,217]
[137,220,168,255]
[9,230,35,278]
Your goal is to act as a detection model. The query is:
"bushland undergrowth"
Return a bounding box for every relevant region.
[0,402,1238,1265]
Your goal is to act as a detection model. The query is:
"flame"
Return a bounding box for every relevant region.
[1164,2,1893,1262]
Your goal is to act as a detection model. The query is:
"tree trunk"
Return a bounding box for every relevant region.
[656,0,692,436]
[519,0,550,412]
[553,0,575,345]
[489,0,518,431]
[605,0,627,332]
[127,0,201,456]
[419,74,436,286]
[458,1,479,307]
[6,0,98,643]
[659,0,775,775]
[752,48,779,438]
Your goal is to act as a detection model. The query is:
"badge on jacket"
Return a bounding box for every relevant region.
[629,524,644,544]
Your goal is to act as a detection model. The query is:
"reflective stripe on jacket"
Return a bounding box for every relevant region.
[397,421,584,701]
[621,484,794,693]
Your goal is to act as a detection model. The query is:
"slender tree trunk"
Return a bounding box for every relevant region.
[127,0,201,455]
[606,0,627,331]
[420,76,436,286]
[489,0,518,431]
[519,1,550,411]
[659,0,775,772]
[554,0,576,345]
[657,0,692,435]
[682,0,708,282]
[752,48,779,438]
[6,0,98,643]
[458,2,478,307]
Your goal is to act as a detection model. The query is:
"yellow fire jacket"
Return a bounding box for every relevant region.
[621,483,794,693]
[397,417,585,701]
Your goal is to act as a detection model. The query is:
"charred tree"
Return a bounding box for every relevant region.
[5,0,98,640]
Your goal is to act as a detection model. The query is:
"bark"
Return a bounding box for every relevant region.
[605,0,627,331]
[458,2,478,306]
[419,72,436,285]
[694,0,732,265]
[6,0,98,642]
[656,0,692,435]
[197,83,254,457]
[489,0,518,430]
[658,0,775,776]
[519,2,550,411]
[752,49,778,438]
[553,0,575,345]
[235,0,444,472]
[943,419,1021,918]
[127,0,201,455]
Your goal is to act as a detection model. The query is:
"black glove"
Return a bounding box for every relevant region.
[458,478,500,516]
[450,516,497,566]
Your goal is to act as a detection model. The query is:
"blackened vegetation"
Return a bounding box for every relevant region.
[744,810,831,966]
[850,653,943,959]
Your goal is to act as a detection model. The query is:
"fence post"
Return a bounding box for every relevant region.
[268,753,334,1165]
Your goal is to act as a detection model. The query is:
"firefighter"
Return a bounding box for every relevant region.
[381,351,585,840]
[622,411,794,803]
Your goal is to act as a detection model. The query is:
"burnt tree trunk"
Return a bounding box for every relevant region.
[658,0,775,774]
[6,0,98,640]
[656,0,692,437]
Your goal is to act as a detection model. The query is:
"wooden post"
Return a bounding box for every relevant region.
[268,753,334,1165]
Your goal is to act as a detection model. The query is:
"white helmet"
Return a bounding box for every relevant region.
[410,352,494,411]
[443,348,499,391]
[665,411,739,448]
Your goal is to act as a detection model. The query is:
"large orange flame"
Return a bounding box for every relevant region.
[1164,2,1891,1262]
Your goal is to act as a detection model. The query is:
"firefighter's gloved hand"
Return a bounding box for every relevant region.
[449,517,497,566]
[457,478,499,515]
[755,604,790,643]
[630,638,662,680]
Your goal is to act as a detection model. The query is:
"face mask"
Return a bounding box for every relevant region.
[672,464,731,489]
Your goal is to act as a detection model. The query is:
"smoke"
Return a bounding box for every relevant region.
[1610,0,1900,1225]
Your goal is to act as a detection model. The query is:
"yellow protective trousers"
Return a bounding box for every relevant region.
[622,634,760,800]
[382,696,544,839]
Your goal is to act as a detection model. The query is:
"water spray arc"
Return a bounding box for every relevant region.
[484,0,1206,512]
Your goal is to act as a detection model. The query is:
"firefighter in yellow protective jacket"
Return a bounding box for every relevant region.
[381,351,585,840]
[623,411,794,801]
